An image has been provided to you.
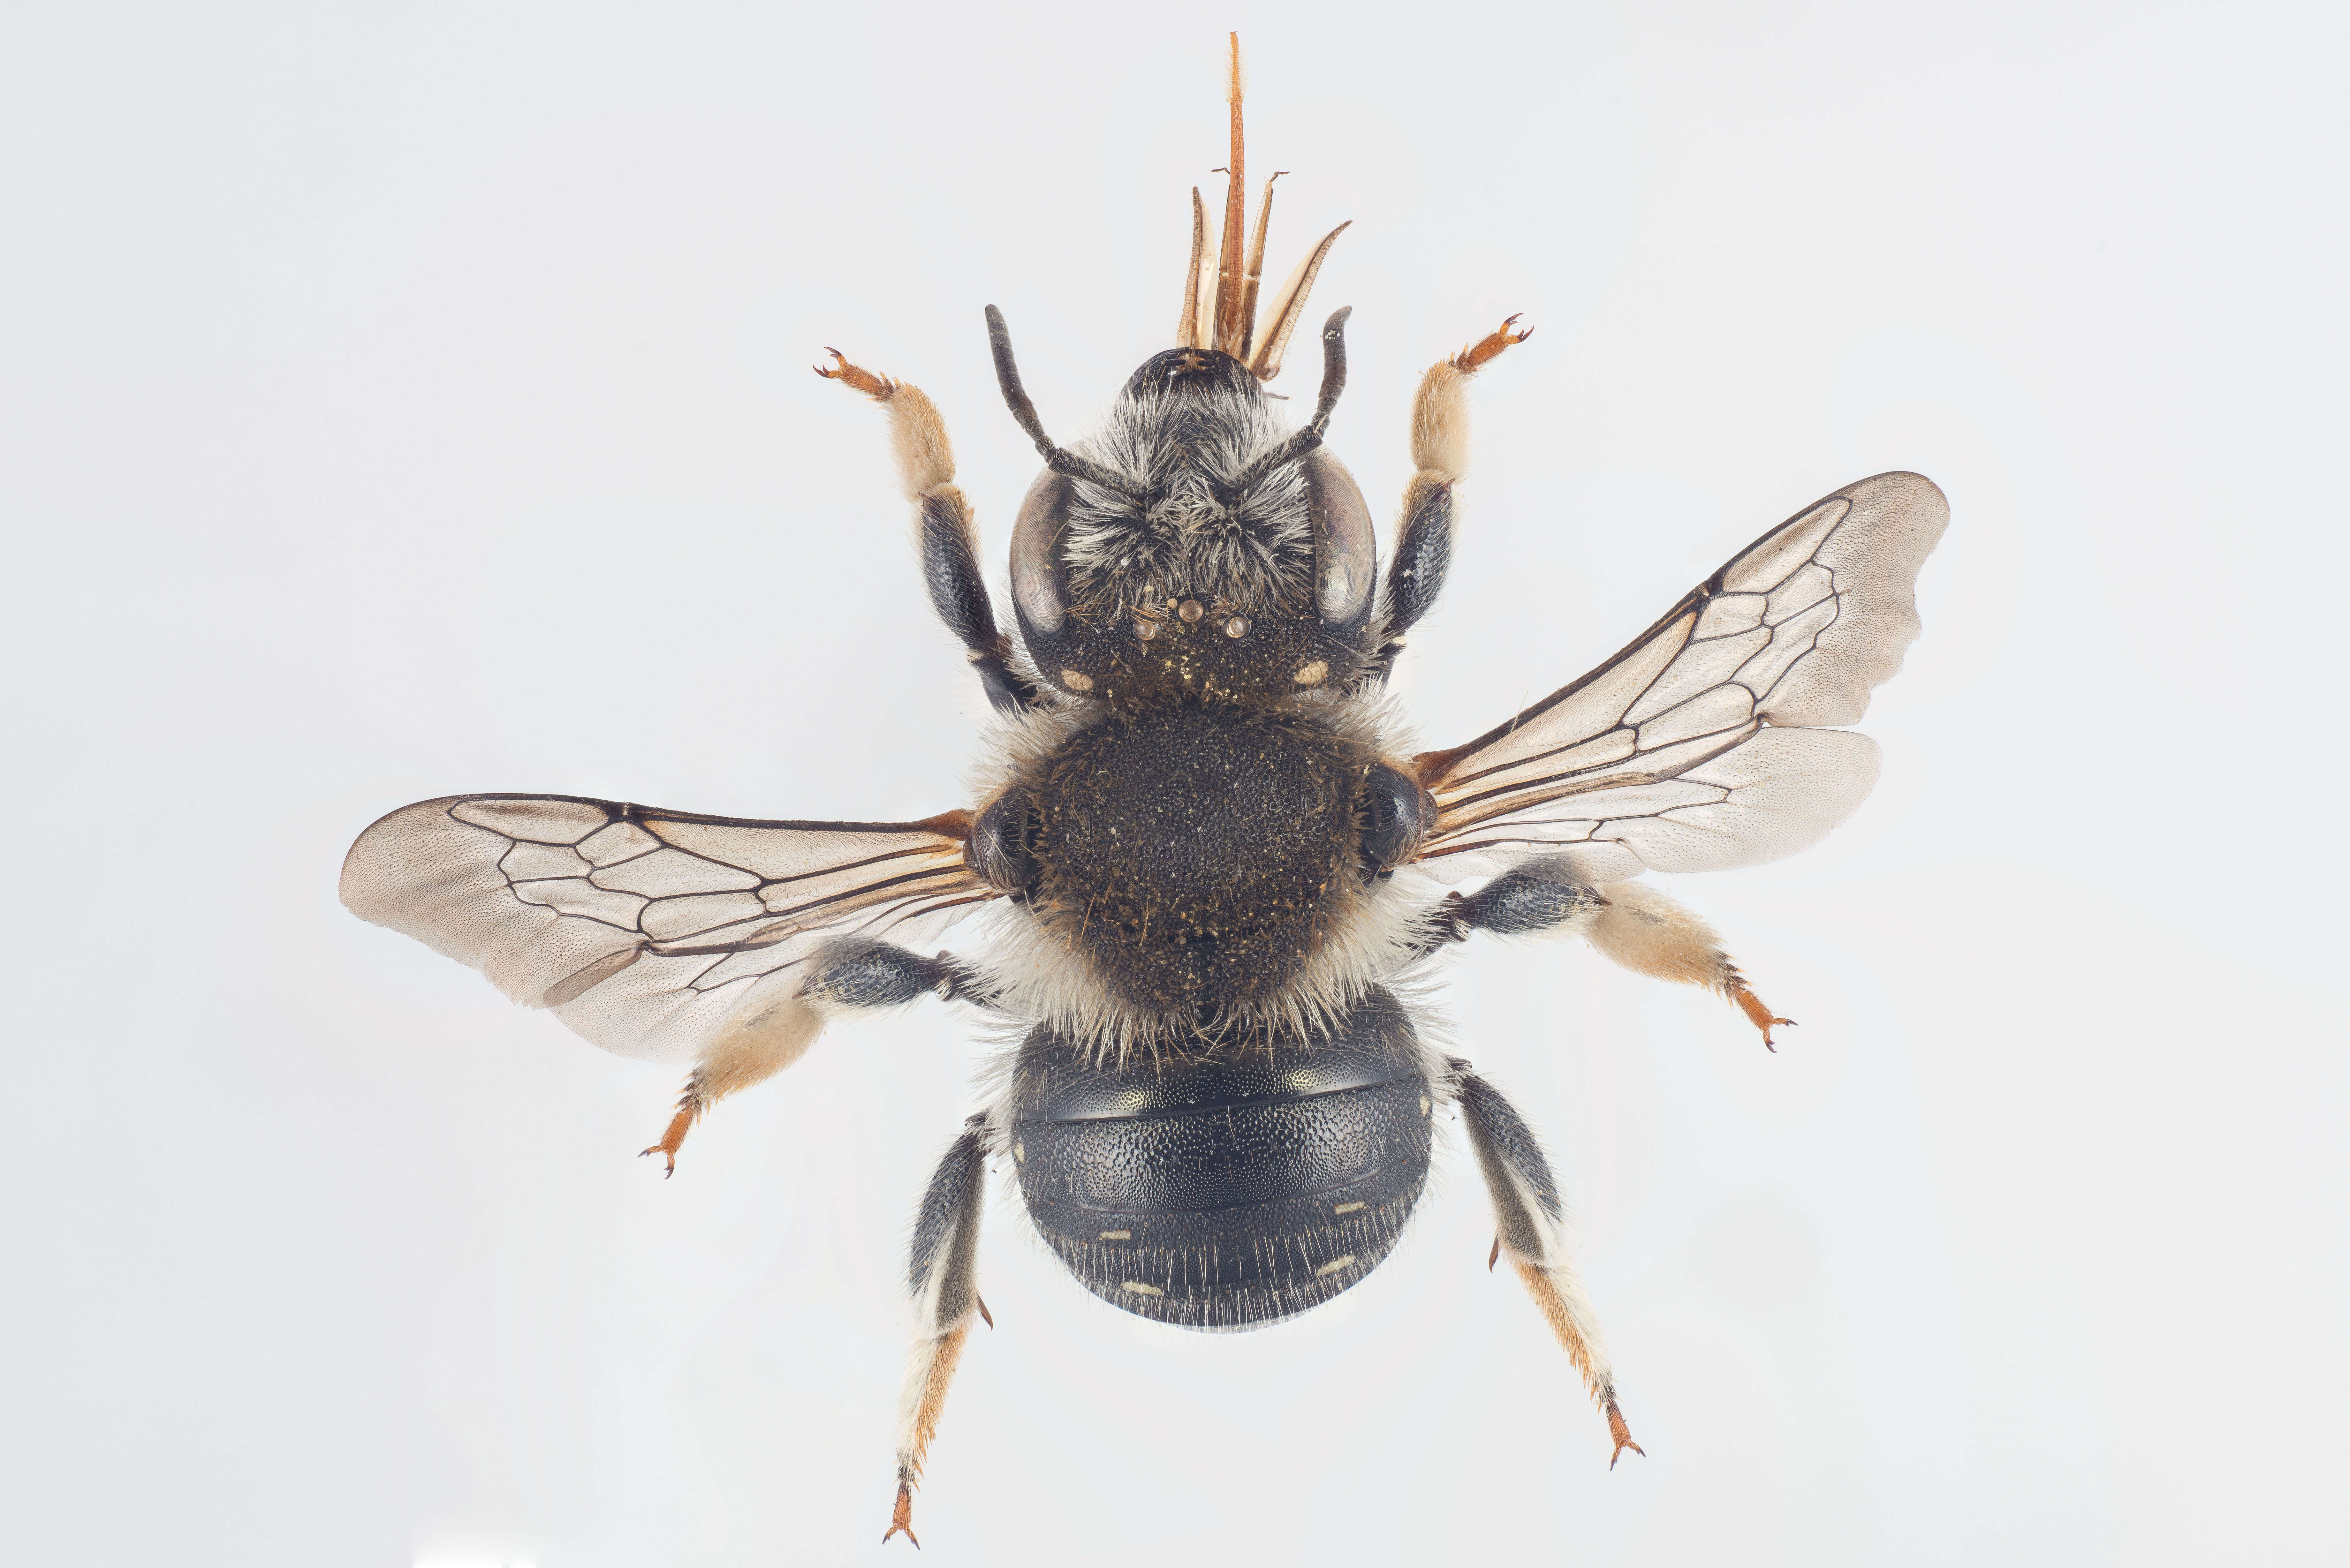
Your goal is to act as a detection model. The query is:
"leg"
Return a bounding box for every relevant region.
[1435,856,1795,1049]
[1582,880,1794,1048]
[795,937,994,1012]
[885,1117,993,1547]
[816,350,1040,712]
[1453,1065,1641,1467]
[1370,316,1533,676]
[639,939,991,1176]
[638,987,824,1177]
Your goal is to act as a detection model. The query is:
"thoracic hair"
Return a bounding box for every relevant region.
[969,687,1441,1061]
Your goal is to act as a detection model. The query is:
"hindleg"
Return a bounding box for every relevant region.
[816,351,1039,712]
[1583,880,1794,1048]
[1438,856,1795,1050]
[640,939,992,1176]
[1371,316,1532,675]
[1453,1065,1641,1466]
[884,1117,993,1547]
[638,986,825,1177]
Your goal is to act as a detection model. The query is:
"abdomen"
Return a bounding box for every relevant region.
[1007,987,1434,1329]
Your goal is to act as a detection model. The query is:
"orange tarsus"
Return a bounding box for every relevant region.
[638,1098,697,1177]
[814,347,898,400]
[1450,313,1534,373]
[1606,1399,1645,1469]
[883,1478,920,1548]
[1730,979,1796,1051]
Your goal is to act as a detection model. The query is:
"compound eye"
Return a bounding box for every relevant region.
[1304,449,1374,629]
[1010,471,1072,636]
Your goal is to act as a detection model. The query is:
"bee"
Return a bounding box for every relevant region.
[340,35,1946,1546]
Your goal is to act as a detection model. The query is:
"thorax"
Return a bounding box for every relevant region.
[1026,700,1371,1021]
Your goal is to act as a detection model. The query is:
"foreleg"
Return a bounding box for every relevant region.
[1453,1064,1641,1466]
[883,1117,993,1547]
[639,938,994,1176]
[1371,317,1532,676]
[817,351,1040,712]
[1434,856,1796,1049]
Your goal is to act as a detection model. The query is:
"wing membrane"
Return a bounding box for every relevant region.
[1415,472,1945,880]
[341,794,989,1064]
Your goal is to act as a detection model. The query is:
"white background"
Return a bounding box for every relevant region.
[5,2,2345,1563]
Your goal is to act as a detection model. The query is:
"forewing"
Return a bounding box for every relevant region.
[1414,472,1946,880]
[340,794,989,1063]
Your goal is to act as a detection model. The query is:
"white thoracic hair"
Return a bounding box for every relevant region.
[959,683,1446,1062]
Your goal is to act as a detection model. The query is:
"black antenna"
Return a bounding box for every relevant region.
[985,306,1149,503]
[1223,306,1350,499]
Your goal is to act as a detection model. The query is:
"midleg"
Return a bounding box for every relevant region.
[816,351,1039,712]
[1434,856,1796,1049]
[1371,317,1532,676]
[639,939,993,1176]
[795,937,994,1012]
[884,1117,993,1547]
[1453,1064,1641,1466]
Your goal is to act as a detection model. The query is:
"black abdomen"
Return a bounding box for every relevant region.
[1010,988,1432,1329]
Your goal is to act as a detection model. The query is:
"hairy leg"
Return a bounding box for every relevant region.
[817,351,1039,711]
[1370,316,1533,677]
[1436,856,1795,1049]
[884,1119,992,1546]
[1581,881,1796,1050]
[1454,1066,1641,1466]
[641,939,991,1176]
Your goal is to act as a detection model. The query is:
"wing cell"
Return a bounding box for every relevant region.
[1414,472,1944,878]
[341,793,988,1064]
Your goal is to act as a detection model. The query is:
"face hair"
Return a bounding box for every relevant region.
[1042,308,1354,628]
[1058,373,1310,622]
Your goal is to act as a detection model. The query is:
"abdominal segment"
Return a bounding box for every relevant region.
[1009,988,1433,1329]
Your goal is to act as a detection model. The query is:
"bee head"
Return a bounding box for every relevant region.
[993,42,1366,703]
[997,318,1373,703]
